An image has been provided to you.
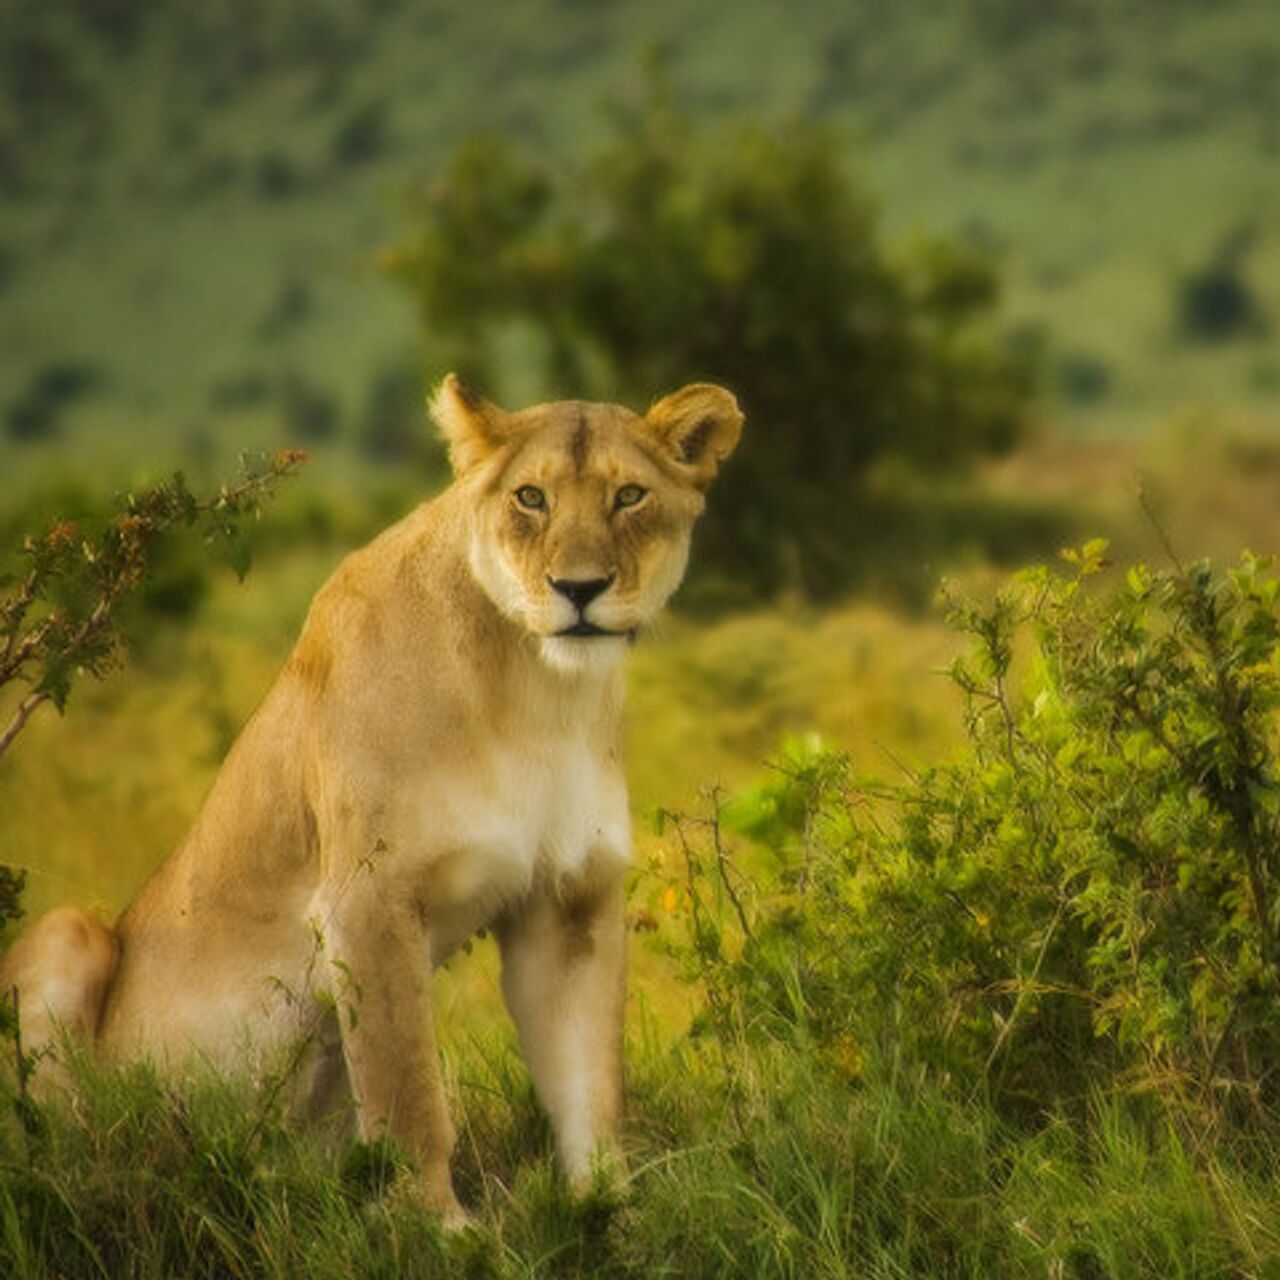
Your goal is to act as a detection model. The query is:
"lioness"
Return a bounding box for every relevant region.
[1,375,742,1224]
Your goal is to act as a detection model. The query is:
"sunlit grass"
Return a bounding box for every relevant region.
[3,1025,1276,1277]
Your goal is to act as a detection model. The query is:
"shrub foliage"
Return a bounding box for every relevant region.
[666,543,1280,1130]
[0,450,304,761]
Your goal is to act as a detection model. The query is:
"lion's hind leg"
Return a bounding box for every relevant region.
[0,906,120,1090]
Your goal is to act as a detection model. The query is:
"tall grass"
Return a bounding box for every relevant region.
[2,1023,1276,1277]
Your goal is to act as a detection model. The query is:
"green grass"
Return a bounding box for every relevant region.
[3,1023,1277,1277]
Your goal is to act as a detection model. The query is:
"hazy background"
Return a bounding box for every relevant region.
[3,1,1278,464]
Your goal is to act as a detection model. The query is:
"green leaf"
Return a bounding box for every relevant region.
[222,535,252,582]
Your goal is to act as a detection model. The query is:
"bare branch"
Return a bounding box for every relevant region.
[0,692,49,762]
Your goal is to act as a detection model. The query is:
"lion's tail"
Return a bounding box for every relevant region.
[1,906,120,1086]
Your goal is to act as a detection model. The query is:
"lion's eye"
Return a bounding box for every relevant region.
[614,484,646,510]
[515,485,546,511]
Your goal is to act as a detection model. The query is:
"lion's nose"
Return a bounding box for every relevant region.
[548,575,614,609]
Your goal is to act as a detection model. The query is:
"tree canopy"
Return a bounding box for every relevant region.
[389,89,1037,600]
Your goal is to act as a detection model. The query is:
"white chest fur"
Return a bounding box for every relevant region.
[418,726,631,959]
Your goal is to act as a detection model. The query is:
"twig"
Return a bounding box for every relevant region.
[983,897,1067,1089]
[1136,478,1186,575]
[0,691,50,760]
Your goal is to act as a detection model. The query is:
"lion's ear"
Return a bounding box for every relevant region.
[642,383,744,487]
[430,373,516,475]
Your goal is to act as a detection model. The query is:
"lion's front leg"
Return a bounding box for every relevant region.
[322,884,465,1225]
[496,868,627,1189]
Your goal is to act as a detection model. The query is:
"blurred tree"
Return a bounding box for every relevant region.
[4,361,102,443]
[388,83,1036,599]
[1177,224,1269,344]
[279,372,340,443]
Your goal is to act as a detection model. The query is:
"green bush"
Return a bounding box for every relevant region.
[666,543,1280,1131]
[0,453,303,760]
[388,83,1037,599]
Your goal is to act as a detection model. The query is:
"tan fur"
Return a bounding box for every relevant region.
[0,375,742,1224]
[1,906,119,1087]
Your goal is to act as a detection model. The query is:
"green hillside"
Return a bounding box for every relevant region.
[2,0,1279,484]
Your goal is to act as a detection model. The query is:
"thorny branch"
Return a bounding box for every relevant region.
[0,450,304,762]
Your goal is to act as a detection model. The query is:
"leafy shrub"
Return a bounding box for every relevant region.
[387,82,1036,599]
[664,543,1280,1130]
[0,452,303,760]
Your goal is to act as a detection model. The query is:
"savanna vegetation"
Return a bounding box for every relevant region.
[2,1,1280,1275]
[6,540,1280,1277]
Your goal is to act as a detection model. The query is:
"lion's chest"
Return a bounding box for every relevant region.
[417,733,630,956]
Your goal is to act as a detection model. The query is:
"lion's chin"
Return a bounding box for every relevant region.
[538,634,630,677]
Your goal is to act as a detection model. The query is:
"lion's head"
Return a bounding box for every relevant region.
[430,374,743,673]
